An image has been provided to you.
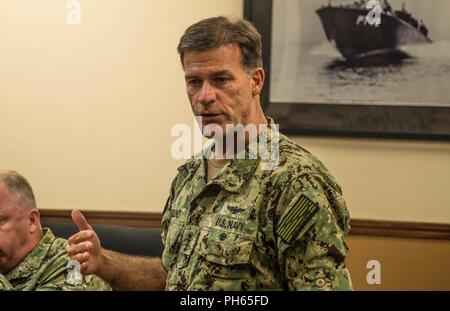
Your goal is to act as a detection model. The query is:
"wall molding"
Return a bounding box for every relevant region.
[40,209,450,240]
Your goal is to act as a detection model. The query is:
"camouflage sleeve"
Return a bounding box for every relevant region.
[274,172,352,291]
[161,173,183,248]
[36,273,112,291]
[34,247,112,291]
[0,274,15,291]
[60,275,111,291]
[161,173,183,273]
[161,195,171,250]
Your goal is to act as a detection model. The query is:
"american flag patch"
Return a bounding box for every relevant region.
[277,194,320,243]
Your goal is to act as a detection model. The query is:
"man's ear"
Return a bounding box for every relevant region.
[250,67,265,97]
[28,209,41,234]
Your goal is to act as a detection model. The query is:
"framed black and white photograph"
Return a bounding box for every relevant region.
[245,0,450,139]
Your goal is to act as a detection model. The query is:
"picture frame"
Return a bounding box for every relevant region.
[244,0,450,140]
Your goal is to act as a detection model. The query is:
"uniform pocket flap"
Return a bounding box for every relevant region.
[198,230,254,266]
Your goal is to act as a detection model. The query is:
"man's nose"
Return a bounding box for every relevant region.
[197,81,216,105]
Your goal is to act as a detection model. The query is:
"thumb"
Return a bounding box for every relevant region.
[71,209,92,231]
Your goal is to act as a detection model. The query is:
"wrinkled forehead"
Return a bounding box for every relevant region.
[183,44,244,73]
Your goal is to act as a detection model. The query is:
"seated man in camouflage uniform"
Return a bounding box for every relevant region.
[0,171,111,291]
[67,16,352,291]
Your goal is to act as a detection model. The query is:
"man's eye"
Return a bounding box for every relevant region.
[213,77,228,84]
[187,79,202,87]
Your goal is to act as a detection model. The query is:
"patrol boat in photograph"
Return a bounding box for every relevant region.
[316,0,432,61]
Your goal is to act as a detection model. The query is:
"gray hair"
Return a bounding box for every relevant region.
[0,171,37,210]
[177,16,263,72]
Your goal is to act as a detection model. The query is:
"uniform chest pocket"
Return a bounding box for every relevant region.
[197,229,255,279]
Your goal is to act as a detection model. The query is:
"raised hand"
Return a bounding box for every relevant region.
[67,210,103,275]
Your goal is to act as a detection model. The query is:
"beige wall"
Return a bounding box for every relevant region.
[0,0,242,212]
[1,0,449,223]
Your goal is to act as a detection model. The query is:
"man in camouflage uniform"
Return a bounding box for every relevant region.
[0,171,111,291]
[67,16,352,291]
[162,119,351,290]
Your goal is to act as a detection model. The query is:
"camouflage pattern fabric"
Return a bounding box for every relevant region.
[0,228,111,291]
[162,117,352,291]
